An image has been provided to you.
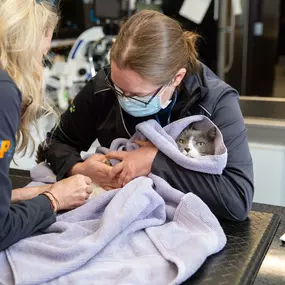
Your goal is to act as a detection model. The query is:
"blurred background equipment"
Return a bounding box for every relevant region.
[162,0,281,98]
[220,0,280,98]
[46,0,285,102]
[44,26,106,110]
[45,0,126,110]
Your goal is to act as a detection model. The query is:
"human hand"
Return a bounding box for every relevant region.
[106,140,158,186]
[71,154,122,190]
[50,174,93,210]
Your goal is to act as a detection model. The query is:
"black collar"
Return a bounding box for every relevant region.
[172,65,209,119]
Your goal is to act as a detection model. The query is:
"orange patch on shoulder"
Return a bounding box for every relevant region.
[0,140,11,158]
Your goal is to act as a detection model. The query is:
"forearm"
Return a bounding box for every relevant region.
[12,184,52,203]
[0,195,55,251]
[43,79,98,180]
[43,137,83,180]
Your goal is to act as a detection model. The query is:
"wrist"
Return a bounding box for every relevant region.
[11,184,53,203]
[41,190,60,212]
[69,162,84,176]
[149,148,158,164]
[150,149,160,172]
[11,189,22,204]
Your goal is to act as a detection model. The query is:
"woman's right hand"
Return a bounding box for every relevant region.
[50,174,93,211]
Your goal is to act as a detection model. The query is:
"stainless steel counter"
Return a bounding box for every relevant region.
[240,96,285,146]
[240,96,285,120]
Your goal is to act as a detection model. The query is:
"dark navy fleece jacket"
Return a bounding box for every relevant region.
[0,70,55,251]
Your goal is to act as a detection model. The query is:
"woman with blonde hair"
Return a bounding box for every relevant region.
[0,0,94,251]
[42,10,254,222]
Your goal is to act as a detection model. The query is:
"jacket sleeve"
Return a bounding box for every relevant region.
[0,82,55,251]
[44,79,99,180]
[151,90,254,221]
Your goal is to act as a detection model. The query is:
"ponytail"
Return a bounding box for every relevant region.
[182,31,200,74]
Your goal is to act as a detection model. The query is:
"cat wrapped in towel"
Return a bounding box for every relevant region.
[102,122,217,168]
[96,115,227,173]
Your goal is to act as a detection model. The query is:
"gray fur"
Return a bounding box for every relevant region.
[176,124,216,158]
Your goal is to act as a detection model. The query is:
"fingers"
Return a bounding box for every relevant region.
[135,140,146,147]
[101,172,123,190]
[123,174,133,186]
[84,176,92,185]
[100,163,113,172]
[122,170,135,186]
[119,165,135,186]
[85,185,96,201]
[109,162,124,179]
[86,185,94,194]
[118,168,128,186]
[135,140,152,147]
[83,189,92,201]
[106,151,126,161]
[103,186,113,191]
[100,184,115,191]
[88,154,106,162]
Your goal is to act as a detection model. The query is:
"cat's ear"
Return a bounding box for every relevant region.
[207,127,216,140]
[189,123,196,131]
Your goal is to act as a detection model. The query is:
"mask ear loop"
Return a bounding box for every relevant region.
[155,89,178,126]
[159,80,176,107]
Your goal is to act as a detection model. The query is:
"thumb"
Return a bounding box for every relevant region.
[135,140,152,147]
[106,151,126,161]
[89,154,106,162]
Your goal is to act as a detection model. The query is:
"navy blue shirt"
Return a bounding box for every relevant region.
[0,70,55,251]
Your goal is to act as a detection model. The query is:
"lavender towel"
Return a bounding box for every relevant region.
[2,176,226,285]
[1,115,228,284]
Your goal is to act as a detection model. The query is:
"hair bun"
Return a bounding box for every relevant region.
[183,31,199,52]
[182,31,199,65]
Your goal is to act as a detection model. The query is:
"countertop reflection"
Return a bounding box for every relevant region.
[252,203,285,285]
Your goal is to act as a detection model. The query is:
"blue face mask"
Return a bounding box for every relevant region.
[117,93,172,117]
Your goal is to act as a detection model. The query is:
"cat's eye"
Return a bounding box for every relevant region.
[197,142,205,146]
[179,139,185,144]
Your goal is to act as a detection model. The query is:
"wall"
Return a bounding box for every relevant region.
[246,119,285,206]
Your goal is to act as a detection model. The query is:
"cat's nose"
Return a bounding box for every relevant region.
[185,147,190,152]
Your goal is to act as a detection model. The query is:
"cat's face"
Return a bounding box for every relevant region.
[176,125,216,158]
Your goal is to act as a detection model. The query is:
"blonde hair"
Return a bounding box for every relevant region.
[111,10,200,86]
[0,0,59,155]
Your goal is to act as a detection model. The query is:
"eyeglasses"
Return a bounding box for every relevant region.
[104,70,163,106]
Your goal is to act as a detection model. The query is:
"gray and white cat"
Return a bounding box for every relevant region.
[176,124,216,158]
